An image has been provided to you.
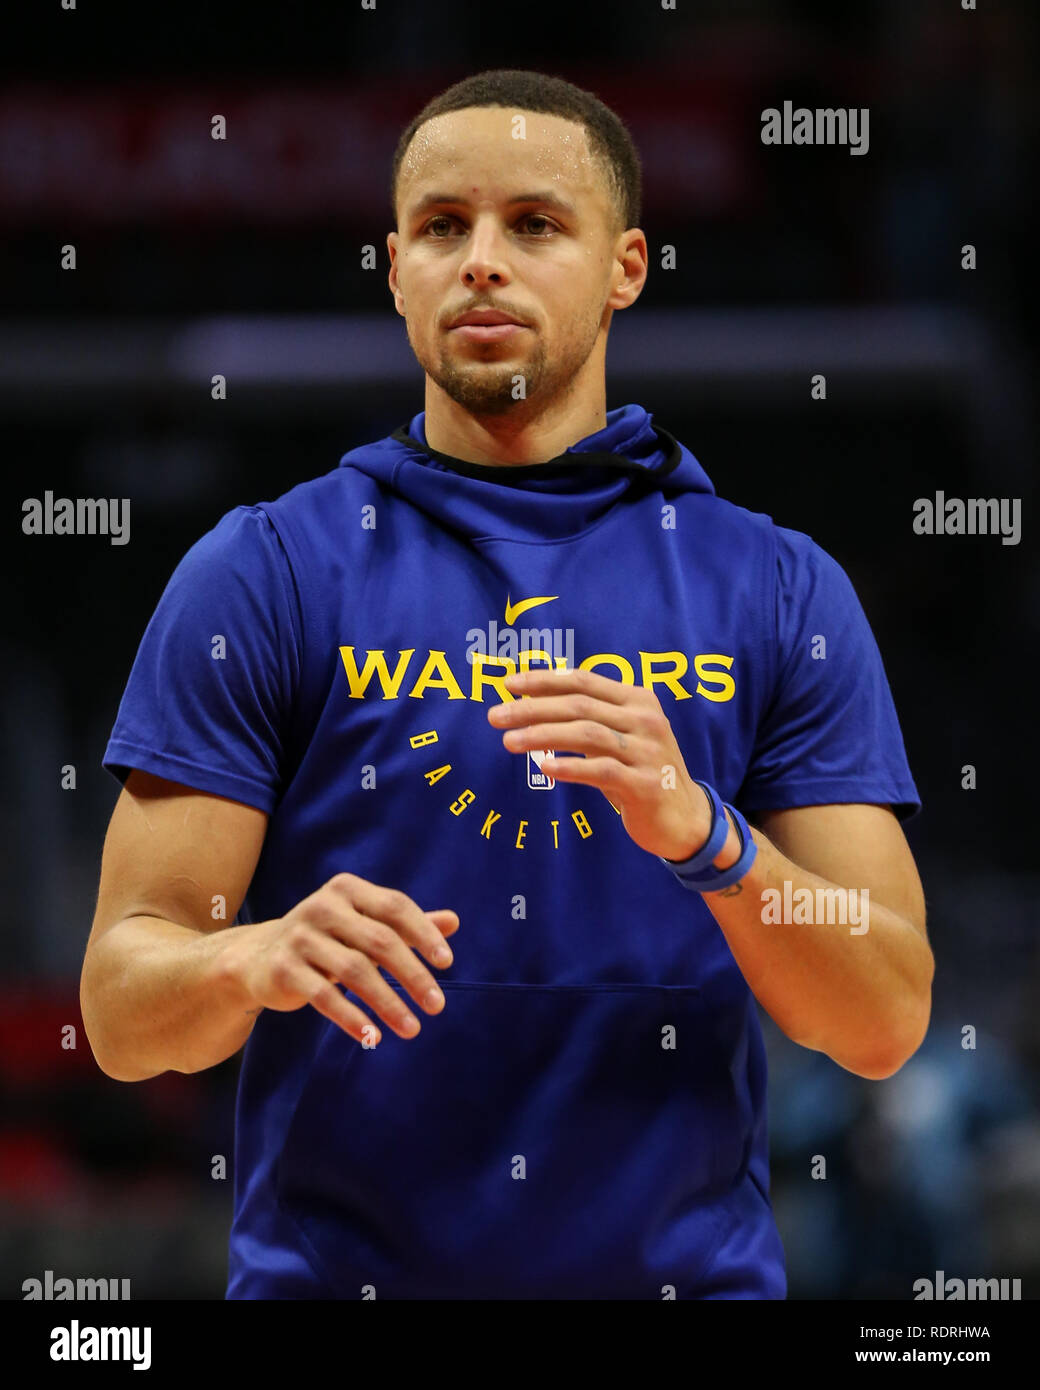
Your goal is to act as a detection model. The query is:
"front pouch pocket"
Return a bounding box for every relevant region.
[274,979,755,1299]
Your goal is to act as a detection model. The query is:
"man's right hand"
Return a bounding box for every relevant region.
[226,873,460,1047]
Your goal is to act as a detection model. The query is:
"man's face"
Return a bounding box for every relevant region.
[388,107,625,417]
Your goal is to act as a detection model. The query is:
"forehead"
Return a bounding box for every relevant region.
[398,106,607,213]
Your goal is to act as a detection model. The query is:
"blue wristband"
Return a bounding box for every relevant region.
[657,780,730,877]
[687,802,758,891]
[659,788,758,893]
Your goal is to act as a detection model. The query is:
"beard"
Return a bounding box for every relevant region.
[408,315,601,418]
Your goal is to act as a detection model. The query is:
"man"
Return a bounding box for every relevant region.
[81,69,933,1300]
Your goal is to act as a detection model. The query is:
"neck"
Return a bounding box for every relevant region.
[422,385,608,467]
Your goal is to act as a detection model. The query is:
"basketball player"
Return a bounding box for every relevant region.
[81,70,933,1299]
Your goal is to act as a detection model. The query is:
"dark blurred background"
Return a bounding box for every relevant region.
[1,0,1037,1299]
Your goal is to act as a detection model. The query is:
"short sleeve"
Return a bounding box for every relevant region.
[736,526,921,822]
[102,505,302,815]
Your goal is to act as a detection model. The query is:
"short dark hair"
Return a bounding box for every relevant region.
[391,68,642,235]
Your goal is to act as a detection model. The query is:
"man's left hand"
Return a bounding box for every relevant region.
[487,666,714,862]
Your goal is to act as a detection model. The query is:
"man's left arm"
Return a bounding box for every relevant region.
[699,800,933,1082]
[488,666,933,1083]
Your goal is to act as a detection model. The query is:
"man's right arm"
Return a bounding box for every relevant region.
[81,769,460,1083]
[80,769,270,1081]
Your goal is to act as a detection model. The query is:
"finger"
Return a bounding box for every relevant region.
[536,754,631,792]
[295,961,384,1046]
[503,667,634,704]
[337,907,449,1018]
[303,933,430,1038]
[489,692,641,734]
[328,874,455,968]
[427,908,461,938]
[319,903,448,1017]
[501,719,646,765]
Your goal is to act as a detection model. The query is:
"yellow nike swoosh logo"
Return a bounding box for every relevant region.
[505,593,559,626]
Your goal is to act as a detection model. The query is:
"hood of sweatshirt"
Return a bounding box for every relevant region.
[337,402,715,544]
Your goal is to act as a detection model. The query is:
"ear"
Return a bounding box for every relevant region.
[606,227,648,313]
[387,231,405,315]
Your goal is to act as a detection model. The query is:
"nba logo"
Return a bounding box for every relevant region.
[524,656,554,788]
[527,747,555,790]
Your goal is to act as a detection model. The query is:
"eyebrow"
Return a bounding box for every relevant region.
[406,190,579,220]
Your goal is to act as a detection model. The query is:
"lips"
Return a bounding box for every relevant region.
[448,310,529,344]
[450,323,526,342]
[449,309,526,328]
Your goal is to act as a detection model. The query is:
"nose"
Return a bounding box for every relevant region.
[458,215,512,291]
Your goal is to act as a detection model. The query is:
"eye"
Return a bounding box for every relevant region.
[519,214,556,235]
[425,215,457,237]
